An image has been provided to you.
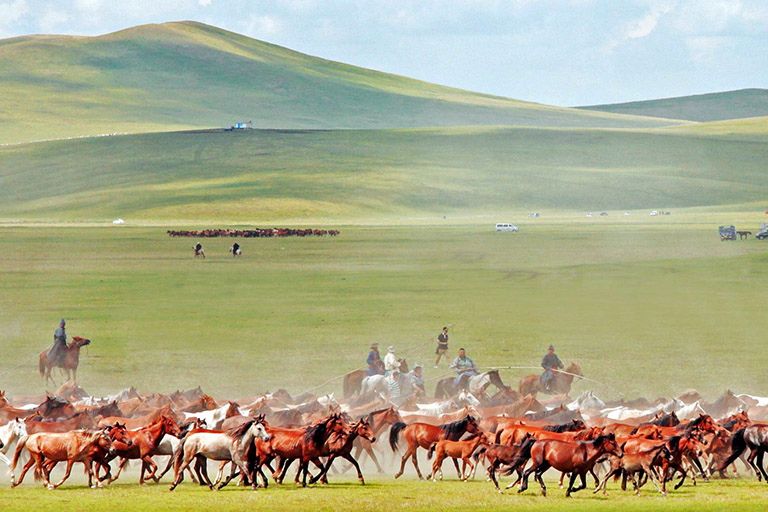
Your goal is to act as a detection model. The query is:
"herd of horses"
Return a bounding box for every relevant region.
[166,228,340,238]
[3,370,768,498]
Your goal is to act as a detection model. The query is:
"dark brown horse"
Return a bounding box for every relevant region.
[309,418,377,485]
[106,415,182,484]
[518,433,621,497]
[389,415,482,479]
[39,336,91,386]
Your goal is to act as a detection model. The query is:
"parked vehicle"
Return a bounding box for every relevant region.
[757,223,768,240]
[719,225,736,241]
[495,223,519,232]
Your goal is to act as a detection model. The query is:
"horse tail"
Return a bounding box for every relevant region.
[501,437,536,476]
[172,432,192,474]
[38,354,45,378]
[427,443,436,460]
[389,422,406,452]
[717,428,747,472]
[495,428,503,444]
[629,427,639,435]
[10,435,28,479]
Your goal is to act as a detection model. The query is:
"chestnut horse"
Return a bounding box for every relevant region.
[518,433,621,497]
[38,336,91,386]
[350,407,403,473]
[389,415,482,479]
[106,415,183,484]
[518,362,582,396]
[11,429,113,489]
[309,418,377,485]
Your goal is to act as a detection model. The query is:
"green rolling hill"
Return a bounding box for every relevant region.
[0,21,676,144]
[1,126,766,222]
[579,88,768,122]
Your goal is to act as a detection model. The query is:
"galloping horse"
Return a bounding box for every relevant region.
[389,415,482,480]
[359,360,409,395]
[309,418,377,485]
[39,336,91,386]
[0,418,27,466]
[11,429,114,489]
[169,418,271,491]
[107,415,183,484]
[434,370,507,399]
[518,362,582,396]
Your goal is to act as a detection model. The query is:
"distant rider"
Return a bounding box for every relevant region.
[366,343,384,376]
[230,242,241,257]
[434,327,449,368]
[450,348,478,386]
[49,319,68,365]
[384,346,401,375]
[541,344,564,392]
[194,241,205,258]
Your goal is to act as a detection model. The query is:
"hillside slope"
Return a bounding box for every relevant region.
[1,126,766,221]
[579,89,768,122]
[0,21,676,144]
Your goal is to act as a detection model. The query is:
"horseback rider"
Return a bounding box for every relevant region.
[407,364,425,397]
[194,241,205,258]
[366,343,384,376]
[384,346,401,375]
[49,319,68,365]
[541,344,564,392]
[450,348,478,386]
[230,242,241,257]
[434,326,449,368]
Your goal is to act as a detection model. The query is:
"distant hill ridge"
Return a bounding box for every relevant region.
[0,20,676,144]
[579,88,768,122]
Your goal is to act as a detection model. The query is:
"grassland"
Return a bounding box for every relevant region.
[0,21,675,144]
[2,476,768,512]
[579,88,768,122]
[2,218,768,400]
[2,126,767,222]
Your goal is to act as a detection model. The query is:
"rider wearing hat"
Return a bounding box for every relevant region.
[384,346,401,375]
[541,344,564,392]
[49,319,68,365]
[366,343,384,376]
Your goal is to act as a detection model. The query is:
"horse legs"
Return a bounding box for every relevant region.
[140,456,158,485]
[489,463,501,492]
[12,455,38,487]
[360,443,385,474]
[756,449,768,483]
[52,459,75,489]
[534,466,549,497]
[452,457,462,480]
[109,457,129,484]
[394,446,413,479]
[565,472,578,497]
[169,453,197,491]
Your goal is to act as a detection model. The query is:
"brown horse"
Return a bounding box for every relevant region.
[429,432,490,481]
[309,418,377,485]
[519,362,582,396]
[39,336,91,386]
[518,433,621,497]
[106,415,182,484]
[343,369,367,398]
[42,423,133,485]
[351,407,403,473]
[389,415,482,480]
[25,411,96,434]
[11,429,114,489]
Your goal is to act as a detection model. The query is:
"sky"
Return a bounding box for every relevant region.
[0,0,766,106]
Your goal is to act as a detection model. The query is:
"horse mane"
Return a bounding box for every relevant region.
[227,419,255,440]
[304,420,328,445]
[365,408,390,429]
[668,435,681,452]
[440,416,474,441]
[542,420,582,433]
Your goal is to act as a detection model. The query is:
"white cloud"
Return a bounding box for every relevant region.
[199,0,211,6]
[38,8,70,33]
[686,35,736,63]
[242,14,284,39]
[604,1,675,53]
[0,0,29,32]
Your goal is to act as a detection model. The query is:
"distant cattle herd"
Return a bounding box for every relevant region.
[167,228,340,238]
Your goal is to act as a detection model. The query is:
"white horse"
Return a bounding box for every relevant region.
[0,419,27,466]
[169,420,270,491]
[567,391,606,412]
[411,391,480,416]
[468,373,492,394]
[676,400,708,421]
[361,375,388,395]
[183,402,242,428]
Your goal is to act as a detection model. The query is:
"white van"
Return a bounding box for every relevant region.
[495,223,519,232]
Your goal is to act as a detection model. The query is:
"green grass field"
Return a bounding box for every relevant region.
[2,472,768,511]
[2,218,768,400]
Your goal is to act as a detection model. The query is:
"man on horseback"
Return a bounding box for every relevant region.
[193,241,205,258]
[450,348,478,386]
[384,346,401,375]
[540,344,564,393]
[366,343,384,376]
[48,319,68,365]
